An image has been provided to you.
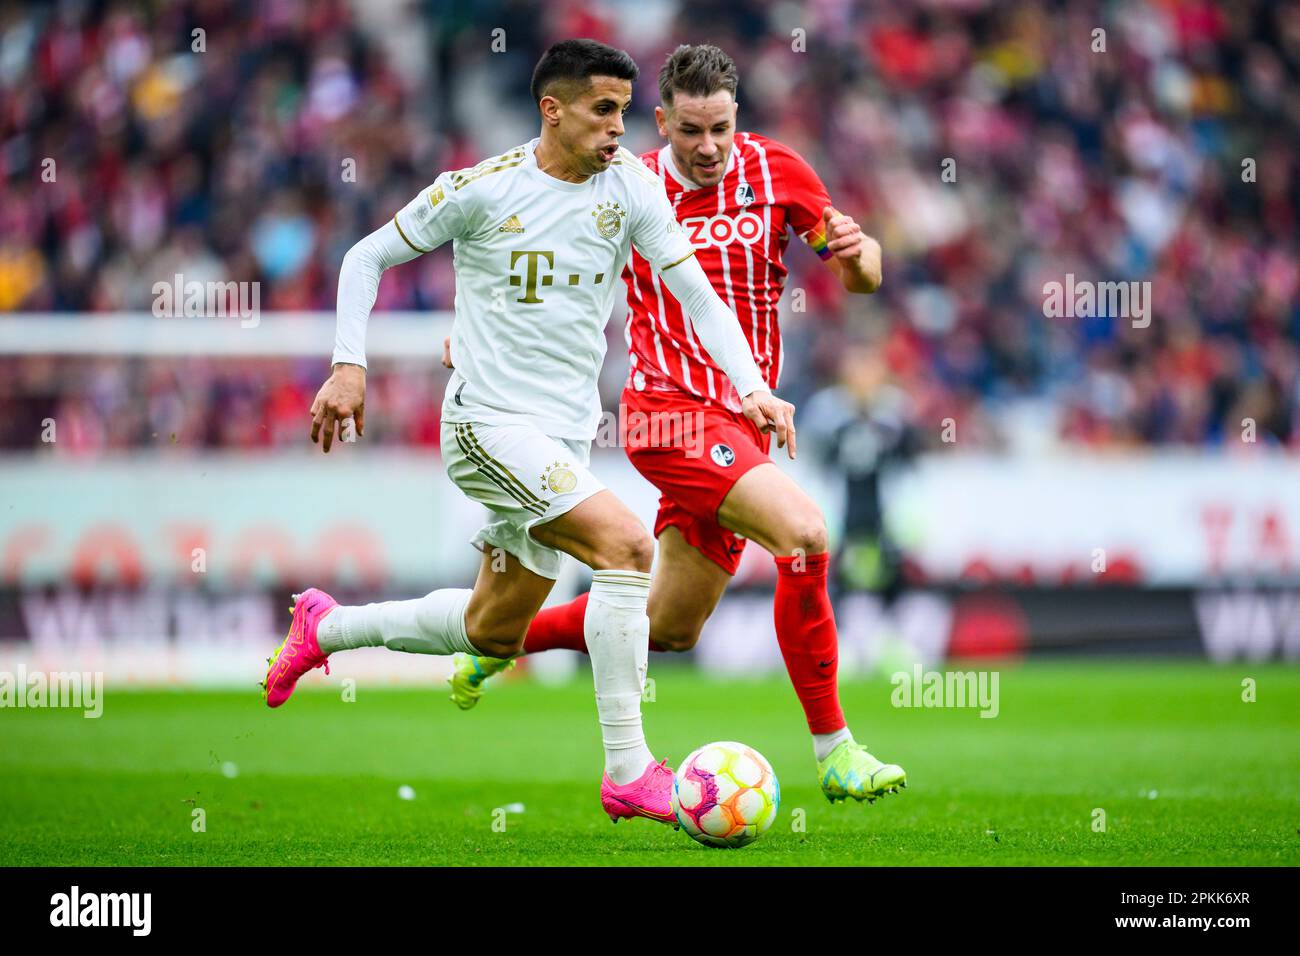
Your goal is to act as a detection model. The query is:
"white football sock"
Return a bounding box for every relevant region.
[585,569,654,785]
[813,726,854,763]
[316,589,477,656]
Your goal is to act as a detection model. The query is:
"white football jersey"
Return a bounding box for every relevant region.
[394,137,695,440]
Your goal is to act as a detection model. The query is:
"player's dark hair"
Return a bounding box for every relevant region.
[658,44,739,107]
[530,38,639,105]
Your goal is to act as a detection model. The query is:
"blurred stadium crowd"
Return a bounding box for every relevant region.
[1,0,1297,453]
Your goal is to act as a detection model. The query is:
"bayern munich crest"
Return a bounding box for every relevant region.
[592,201,625,239]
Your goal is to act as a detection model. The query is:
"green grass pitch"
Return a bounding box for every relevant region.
[2,661,1297,866]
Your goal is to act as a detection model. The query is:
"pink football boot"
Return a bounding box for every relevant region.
[263,588,338,708]
[601,759,678,826]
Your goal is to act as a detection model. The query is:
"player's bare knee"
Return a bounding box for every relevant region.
[494,633,526,657]
[654,621,703,652]
[780,510,828,557]
[463,612,527,658]
[797,520,829,556]
[594,522,654,573]
[627,530,655,572]
[468,629,525,659]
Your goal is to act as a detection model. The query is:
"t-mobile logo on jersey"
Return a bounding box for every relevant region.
[507,250,608,304]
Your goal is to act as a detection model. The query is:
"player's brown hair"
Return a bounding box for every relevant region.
[658,44,738,107]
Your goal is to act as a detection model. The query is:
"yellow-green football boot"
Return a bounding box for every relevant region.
[818,741,907,804]
[447,653,516,710]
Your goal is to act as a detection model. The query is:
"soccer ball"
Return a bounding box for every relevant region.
[671,741,780,848]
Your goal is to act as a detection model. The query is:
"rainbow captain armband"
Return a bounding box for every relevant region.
[803,218,834,260]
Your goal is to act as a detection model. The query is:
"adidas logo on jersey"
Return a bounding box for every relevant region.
[498,215,525,233]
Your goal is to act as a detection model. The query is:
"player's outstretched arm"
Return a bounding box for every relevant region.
[821,206,882,294]
[656,254,798,459]
[312,220,422,453]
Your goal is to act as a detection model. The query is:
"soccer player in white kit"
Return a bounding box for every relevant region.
[262,39,796,825]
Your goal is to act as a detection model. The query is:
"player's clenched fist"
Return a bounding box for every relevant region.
[310,363,366,453]
[823,205,863,260]
[741,389,797,460]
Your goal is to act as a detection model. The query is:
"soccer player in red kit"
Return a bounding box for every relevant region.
[450,44,906,805]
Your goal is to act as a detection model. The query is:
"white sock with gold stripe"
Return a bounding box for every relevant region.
[586,569,655,785]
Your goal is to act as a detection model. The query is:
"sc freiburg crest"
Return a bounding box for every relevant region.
[710,443,736,467]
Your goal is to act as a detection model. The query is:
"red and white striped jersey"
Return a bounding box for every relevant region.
[623,131,833,411]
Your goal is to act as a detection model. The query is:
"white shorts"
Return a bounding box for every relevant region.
[441,419,604,579]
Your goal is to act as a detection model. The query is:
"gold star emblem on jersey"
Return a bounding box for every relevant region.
[498,214,525,233]
[592,201,625,239]
[542,461,578,494]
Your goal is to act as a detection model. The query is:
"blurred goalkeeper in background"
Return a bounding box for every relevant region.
[805,345,918,606]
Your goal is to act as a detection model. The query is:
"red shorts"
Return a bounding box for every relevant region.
[621,384,771,575]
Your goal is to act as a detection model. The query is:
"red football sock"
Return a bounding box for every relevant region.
[523,593,591,653]
[523,591,667,654]
[773,552,847,734]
